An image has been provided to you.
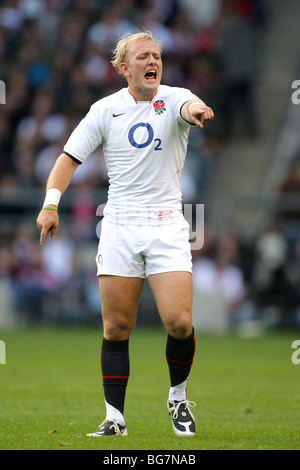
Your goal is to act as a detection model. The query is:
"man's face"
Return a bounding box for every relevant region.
[121,39,163,101]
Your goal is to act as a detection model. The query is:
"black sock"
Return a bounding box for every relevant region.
[101,338,129,416]
[166,327,195,387]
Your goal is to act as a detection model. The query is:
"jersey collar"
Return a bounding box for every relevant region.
[127,88,158,104]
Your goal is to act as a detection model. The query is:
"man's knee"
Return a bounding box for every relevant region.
[166,315,192,339]
[103,315,134,341]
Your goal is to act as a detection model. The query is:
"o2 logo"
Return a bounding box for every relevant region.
[128,122,162,150]
[291,340,300,365]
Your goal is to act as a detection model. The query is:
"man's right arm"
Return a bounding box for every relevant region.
[36,153,80,245]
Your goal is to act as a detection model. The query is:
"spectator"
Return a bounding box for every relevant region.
[214,0,260,138]
[253,221,294,327]
[86,6,136,52]
[178,0,221,29]
[193,230,246,318]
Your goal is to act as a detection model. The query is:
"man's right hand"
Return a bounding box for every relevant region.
[36,208,59,245]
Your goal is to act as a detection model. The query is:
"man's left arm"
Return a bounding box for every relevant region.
[181,99,214,128]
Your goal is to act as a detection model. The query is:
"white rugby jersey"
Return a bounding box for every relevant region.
[64,84,198,223]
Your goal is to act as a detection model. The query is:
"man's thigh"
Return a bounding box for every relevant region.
[99,275,144,340]
[147,271,193,338]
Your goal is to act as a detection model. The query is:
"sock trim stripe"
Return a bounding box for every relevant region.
[166,355,194,365]
[102,375,129,379]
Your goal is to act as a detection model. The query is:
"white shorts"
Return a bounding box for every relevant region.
[95,217,192,278]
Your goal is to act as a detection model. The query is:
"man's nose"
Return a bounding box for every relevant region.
[147,55,156,64]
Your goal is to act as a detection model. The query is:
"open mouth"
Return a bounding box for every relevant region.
[145,70,157,81]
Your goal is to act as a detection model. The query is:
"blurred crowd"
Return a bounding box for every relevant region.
[1,0,299,330]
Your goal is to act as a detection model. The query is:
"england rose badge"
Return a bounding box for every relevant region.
[153,100,166,115]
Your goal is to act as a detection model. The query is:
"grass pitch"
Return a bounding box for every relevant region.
[0,326,299,451]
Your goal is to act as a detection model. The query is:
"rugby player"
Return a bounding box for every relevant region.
[37,31,214,437]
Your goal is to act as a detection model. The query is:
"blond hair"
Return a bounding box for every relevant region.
[111,31,163,75]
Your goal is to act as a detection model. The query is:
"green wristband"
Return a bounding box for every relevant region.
[42,205,58,211]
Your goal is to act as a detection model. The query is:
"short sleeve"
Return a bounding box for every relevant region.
[63,104,103,163]
[171,88,199,128]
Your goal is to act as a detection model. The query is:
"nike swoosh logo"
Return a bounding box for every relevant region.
[113,113,125,117]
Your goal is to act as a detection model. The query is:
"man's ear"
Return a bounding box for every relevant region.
[120,62,131,77]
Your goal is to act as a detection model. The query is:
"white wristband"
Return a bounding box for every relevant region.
[43,188,62,207]
[189,100,205,113]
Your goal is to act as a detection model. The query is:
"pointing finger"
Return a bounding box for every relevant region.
[40,227,48,245]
